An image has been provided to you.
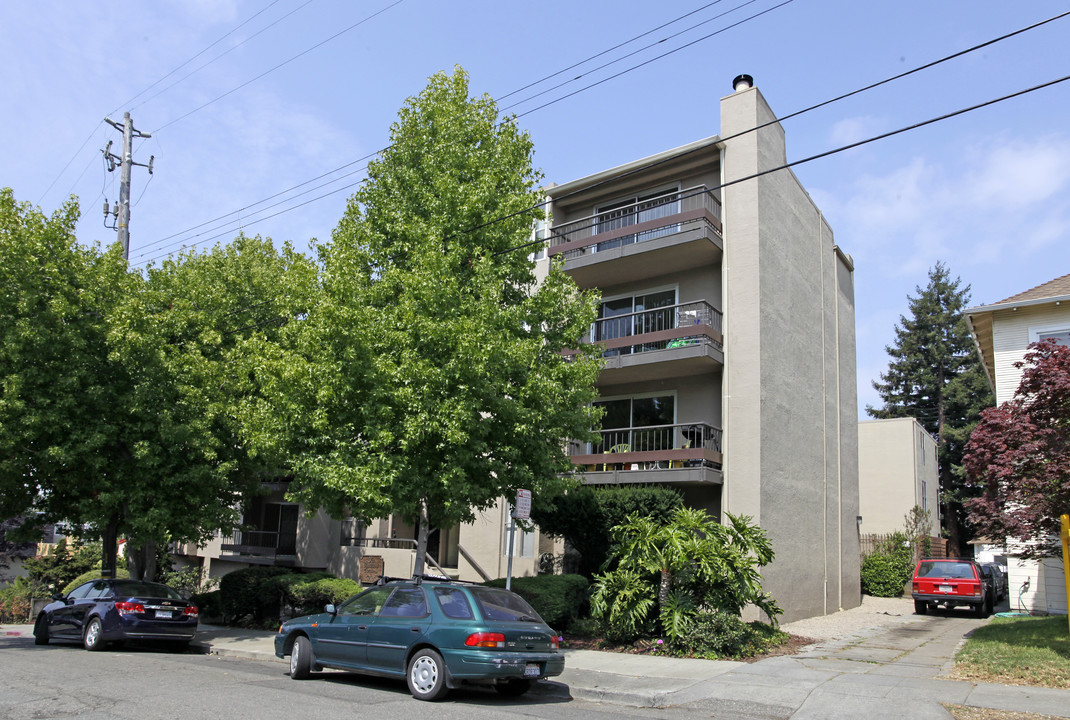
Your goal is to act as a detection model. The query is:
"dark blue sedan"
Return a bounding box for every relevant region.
[33,578,199,650]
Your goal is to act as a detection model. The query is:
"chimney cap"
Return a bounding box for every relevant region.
[732,74,754,91]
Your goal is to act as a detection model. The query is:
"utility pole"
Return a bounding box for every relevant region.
[103,112,153,262]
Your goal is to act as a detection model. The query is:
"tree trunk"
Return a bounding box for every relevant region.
[101,517,119,579]
[126,540,157,582]
[658,568,671,610]
[413,499,429,578]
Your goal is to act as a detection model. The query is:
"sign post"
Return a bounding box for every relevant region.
[506,490,531,591]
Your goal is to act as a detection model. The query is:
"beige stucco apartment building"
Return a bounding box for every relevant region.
[965,273,1070,615]
[858,418,939,536]
[176,76,860,622]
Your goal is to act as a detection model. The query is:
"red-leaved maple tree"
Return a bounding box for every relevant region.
[964,339,1070,559]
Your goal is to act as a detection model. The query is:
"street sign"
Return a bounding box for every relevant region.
[515,489,532,520]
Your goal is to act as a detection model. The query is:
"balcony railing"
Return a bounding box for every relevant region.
[550,185,721,260]
[590,299,723,356]
[570,421,723,472]
[220,529,297,558]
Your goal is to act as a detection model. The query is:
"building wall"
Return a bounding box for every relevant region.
[990,304,1070,403]
[987,302,1070,615]
[721,83,859,621]
[858,418,939,536]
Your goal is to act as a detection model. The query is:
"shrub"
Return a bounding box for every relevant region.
[218,566,293,626]
[190,590,222,621]
[287,577,362,616]
[62,568,130,595]
[483,574,589,629]
[0,578,37,623]
[861,530,913,597]
[670,611,788,659]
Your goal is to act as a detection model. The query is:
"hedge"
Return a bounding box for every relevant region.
[218,566,292,626]
[483,574,589,629]
[62,568,130,595]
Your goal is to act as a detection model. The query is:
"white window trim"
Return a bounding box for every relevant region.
[1028,321,1070,344]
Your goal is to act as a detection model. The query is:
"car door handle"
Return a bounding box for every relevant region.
[410,627,421,633]
[357,625,368,630]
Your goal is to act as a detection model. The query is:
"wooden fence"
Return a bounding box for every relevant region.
[860,534,949,562]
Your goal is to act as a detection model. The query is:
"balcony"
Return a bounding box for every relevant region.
[571,300,724,384]
[220,529,297,564]
[571,421,724,486]
[549,186,722,288]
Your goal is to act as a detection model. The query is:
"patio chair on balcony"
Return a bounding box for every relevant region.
[602,443,631,471]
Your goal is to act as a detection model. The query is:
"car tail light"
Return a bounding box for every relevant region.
[465,632,506,648]
[552,635,561,650]
[115,601,145,615]
[912,582,919,592]
[183,605,199,617]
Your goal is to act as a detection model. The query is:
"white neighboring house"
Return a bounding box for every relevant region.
[965,273,1070,615]
[858,418,939,536]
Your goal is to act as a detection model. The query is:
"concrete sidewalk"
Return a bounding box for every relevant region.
[5,617,1069,718]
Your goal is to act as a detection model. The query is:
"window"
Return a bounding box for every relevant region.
[339,586,392,616]
[595,288,676,355]
[340,517,364,546]
[66,582,95,600]
[594,186,681,252]
[380,587,429,618]
[594,393,676,451]
[1029,323,1070,347]
[434,587,474,619]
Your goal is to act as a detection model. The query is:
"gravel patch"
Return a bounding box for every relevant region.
[780,595,914,642]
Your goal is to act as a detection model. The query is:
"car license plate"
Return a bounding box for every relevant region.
[156,610,173,619]
[939,585,952,593]
[523,663,540,678]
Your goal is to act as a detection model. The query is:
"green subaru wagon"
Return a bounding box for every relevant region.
[274,576,564,701]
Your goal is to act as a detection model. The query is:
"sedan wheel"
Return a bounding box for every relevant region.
[407,648,448,701]
[33,615,49,645]
[83,617,105,651]
[289,636,312,680]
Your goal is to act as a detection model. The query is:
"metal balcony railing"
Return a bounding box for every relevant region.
[221,529,297,558]
[589,299,723,356]
[549,185,721,260]
[591,421,723,455]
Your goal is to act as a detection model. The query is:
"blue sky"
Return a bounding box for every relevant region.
[3,0,1069,414]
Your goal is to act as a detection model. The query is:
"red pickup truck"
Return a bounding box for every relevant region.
[911,558,994,617]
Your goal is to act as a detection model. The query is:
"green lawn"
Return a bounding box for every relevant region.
[950,616,1070,689]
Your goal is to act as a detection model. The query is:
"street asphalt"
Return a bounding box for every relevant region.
[4,612,1069,718]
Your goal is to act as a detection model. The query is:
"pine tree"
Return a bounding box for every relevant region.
[867,262,993,555]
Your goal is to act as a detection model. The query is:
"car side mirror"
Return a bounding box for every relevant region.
[325,604,337,616]
[51,593,65,601]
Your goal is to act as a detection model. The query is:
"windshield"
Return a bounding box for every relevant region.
[469,587,545,623]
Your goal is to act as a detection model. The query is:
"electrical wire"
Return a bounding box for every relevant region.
[36,121,103,206]
[500,0,767,113]
[137,8,1068,264]
[128,0,317,114]
[495,0,729,103]
[152,0,408,133]
[112,0,291,114]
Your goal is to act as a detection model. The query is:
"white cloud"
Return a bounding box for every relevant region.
[828,115,886,147]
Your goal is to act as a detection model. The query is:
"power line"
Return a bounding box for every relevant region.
[128,0,317,114]
[137,7,1067,265]
[500,0,767,113]
[36,122,103,206]
[495,0,730,103]
[112,0,292,115]
[135,0,796,261]
[152,0,408,133]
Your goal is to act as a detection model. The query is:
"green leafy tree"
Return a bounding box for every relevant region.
[964,340,1070,559]
[867,262,993,554]
[0,186,313,579]
[590,508,779,643]
[242,68,603,572]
